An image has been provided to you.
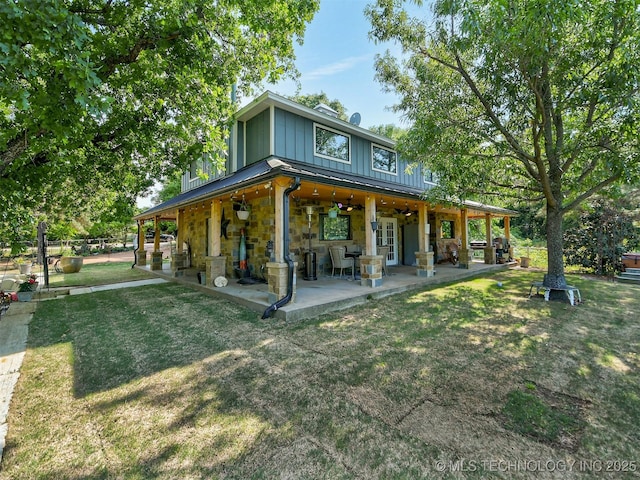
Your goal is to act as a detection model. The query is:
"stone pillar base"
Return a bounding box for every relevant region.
[415,251,435,277]
[150,251,163,271]
[267,262,297,304]
[360,255,383,287]
[458,248,473,269]
[171,252,187,271]
[484,246,496,265]
[136,250,147,267]
[206,256,227,287]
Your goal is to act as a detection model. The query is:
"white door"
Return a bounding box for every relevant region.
[377,217,398,265]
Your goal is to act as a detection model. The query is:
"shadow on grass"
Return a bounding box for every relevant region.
[15,269,639,478]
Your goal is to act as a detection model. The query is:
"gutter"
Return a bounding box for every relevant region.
[262,176,301,319]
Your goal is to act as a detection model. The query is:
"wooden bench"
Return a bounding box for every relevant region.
[529,281,581,306]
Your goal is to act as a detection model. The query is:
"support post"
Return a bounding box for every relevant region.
[153,215,160,252]
[136,220,147,266]
[211,200,221,257]
[484,213,495,264]
[458,208,472,269]
[364,195,377,256]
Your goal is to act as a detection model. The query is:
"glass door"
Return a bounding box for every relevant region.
[377,217,398,265]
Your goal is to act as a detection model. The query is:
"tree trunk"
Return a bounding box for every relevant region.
[544,203,567,289]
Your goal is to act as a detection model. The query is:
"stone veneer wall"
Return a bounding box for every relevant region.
[180,198,436,276]
[180,197,276,277]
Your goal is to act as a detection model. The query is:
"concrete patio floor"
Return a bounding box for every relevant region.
[137,260,513,321]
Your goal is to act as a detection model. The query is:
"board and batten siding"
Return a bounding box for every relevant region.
[245,107,271,165]
[272,108,425,189]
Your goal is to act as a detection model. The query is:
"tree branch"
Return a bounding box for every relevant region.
[563,172,622,213]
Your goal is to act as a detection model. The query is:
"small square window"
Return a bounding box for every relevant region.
[372,144,397,174]
[320,214,351,241]
[424,168,439,184]
[441,220,454,239]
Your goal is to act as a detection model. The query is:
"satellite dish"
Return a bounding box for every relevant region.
[349,112,361,126]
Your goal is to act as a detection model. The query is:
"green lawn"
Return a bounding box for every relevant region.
[2,270,638,479]
[47,261,153,287]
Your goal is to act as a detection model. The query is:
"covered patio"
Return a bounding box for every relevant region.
[134,158,517,318]
[136,255,513,321]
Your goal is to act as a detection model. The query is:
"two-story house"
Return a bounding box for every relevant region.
[134,91,515,312]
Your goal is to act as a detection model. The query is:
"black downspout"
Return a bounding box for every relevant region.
[132,222,140,269]
[262,177,301,319]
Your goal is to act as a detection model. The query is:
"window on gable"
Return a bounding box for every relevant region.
[189,159,203,181]
[314,124,350,163]
[424,168,439,184]
[372,144,397,174]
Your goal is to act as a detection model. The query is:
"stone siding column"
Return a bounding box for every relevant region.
[458,248,473,269]
[360,255,383,287]
[136,250,147,266]
[171,252,187,277]
[415,251,435,277]
[206,256,227,287]
[151,251,163,271]
[267,261,297,304]
[484,246,496,265]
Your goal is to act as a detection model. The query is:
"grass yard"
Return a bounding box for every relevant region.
[1,270,638,479]
[47,261,152,287]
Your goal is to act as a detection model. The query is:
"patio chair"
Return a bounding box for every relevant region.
[378,245,390,276]
[329,246,355,279]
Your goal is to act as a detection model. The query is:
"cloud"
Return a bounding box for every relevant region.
[304,54,373,81]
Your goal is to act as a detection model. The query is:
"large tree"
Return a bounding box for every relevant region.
[367,0,640,288]
[1,0,319,246]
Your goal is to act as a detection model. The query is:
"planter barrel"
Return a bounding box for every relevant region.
[520,257,530,268]
[60,256,84,273]
[18,263,32,275]
[17,291,34,302]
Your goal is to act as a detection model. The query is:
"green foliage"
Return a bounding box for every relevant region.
[289,92,348,120]
[366,0,640,279]
[155,172,183,205]
[367,123,407,141]
[0,0,320,245]
[564,199,640,275]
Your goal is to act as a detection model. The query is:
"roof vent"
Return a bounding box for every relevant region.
[313,103,339,118]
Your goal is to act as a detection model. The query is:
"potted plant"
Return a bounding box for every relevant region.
[13,257,32,275]
[60,255,84,273]
[328,202,342,218]
[236,199,250,220]
[17,274,38,302]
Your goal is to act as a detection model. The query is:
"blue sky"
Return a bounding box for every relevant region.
[140,1,419,207]
[261,0,416,129]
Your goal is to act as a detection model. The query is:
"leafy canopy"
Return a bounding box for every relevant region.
[367,0,640,281]
[367,0,640,208]
[0,0,319,246]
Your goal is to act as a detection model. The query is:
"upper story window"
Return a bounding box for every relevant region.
[372,144,397,175]
[314,124,351,163]
[189,159,204,181]
[424,168,439,185]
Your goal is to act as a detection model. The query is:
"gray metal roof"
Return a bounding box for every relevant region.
[135,157,518,219]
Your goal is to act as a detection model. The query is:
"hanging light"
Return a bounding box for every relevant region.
[346,193,354,212]
[404,202,412,216]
